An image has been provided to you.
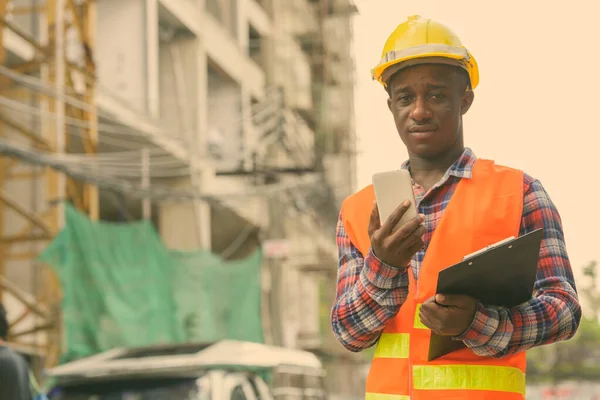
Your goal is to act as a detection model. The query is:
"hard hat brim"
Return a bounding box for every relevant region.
[380,57,468,85]
[371,44,479,90]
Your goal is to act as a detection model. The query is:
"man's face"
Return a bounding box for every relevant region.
[386,64,474,159]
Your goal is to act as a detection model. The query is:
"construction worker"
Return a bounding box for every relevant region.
[331,16,581,399]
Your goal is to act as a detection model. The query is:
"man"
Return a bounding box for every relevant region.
[331,15,581,400]
[0,304,32,400]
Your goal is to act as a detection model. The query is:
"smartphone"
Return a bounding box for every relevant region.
[372,169,418,232]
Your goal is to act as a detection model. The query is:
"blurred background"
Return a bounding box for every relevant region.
[0,0,598,399]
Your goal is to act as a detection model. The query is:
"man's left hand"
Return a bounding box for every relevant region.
[419,294,478,337]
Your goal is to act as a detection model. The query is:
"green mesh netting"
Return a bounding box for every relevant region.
[38,204,264,363]
[171,249,263,343]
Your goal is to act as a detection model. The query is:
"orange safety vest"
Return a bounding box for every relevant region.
[341,159,527,400]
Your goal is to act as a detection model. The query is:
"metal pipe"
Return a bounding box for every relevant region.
[55,0,66,227]
[141,147,151,219]
[169,40,210,248]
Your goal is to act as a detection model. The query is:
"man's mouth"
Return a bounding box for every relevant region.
[409,125,437,133]
[409,126,437,139]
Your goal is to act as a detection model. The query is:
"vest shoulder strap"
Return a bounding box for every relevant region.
[340,159,524,257]
[340,184,375,256]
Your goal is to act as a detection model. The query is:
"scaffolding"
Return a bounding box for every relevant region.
[0,0,97,370]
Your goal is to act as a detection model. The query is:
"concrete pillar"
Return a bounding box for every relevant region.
[156,10,212,250]
[237,0,248,49]
[194,35,212,250]
[159,202,203,251]
[145,0,160,118]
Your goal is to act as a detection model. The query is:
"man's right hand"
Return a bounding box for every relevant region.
[368,200,426,268]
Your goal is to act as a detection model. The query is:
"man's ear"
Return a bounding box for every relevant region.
[461,90,475,115]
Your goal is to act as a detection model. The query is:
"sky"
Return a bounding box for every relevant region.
[352,0,599,279]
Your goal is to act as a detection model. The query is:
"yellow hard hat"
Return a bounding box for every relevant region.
[372,15,479,90]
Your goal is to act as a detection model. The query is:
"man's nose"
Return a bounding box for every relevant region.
[410,97,433,121]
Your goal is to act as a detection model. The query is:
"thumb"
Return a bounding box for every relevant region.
[372,200,380,220]
[368,201,381,236]
[435,294,470,308]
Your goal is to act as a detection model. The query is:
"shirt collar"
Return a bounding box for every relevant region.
[401,147,477,180]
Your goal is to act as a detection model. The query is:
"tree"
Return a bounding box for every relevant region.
[527,261,600,383]
[582,261,600,319]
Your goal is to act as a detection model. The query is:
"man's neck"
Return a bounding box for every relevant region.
[408,146,465,190]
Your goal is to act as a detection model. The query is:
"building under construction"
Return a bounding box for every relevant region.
[0,0,362,396]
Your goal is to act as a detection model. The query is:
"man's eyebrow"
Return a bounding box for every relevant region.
[392,85,413,95]
[393,83,450,95]
[425,83,450,90]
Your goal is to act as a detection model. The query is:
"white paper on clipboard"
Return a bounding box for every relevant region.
[462,236,516,261]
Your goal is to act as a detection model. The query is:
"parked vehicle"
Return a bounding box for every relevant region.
[45,340,327,400]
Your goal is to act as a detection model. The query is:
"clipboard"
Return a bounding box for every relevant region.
[427,228,544,361]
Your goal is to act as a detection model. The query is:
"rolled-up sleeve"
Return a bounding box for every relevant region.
[330,211,410,352]
[457,176,582,358]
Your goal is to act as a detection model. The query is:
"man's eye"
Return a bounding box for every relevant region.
[398,96,412,102]
[430,93,445,100]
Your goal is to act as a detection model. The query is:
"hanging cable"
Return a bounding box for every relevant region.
[0,86,287,161]
[0,138,333,202]
[0,64,298,159]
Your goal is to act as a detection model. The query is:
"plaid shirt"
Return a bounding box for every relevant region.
[331,148,581,358]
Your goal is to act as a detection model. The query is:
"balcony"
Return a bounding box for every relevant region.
[247,0,272,36]
[158,0,202,35]
[206,64,244,174]
[202,12,265,98]
[272,35,313,111]
[252,0,273,16]
[274,0,319,38]
[205,0,238,40]
[248,24,268,74]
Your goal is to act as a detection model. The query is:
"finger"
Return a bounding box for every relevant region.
[391,214,426,242]
[421,299,445,314]
[368,201,381,236]
[418,308,431,328]
[390,228,425,260]
[419,300,438,318]
[419,306,438,332]
[436,294,472,308]
[405,239,425,256]
[380,200,412,235]
[394,224,426,248]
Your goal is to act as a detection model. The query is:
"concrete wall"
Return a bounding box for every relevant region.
[158,172,213,251]
[159,202,201,251]
[272,0,318,37]
[202,11,265,98]
[272,35,313,111]
[159,36,201,147]
[207,65,243,172]
[96,0,148,114]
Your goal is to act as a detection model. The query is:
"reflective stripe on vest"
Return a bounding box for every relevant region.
[413,364,526,395]
[374,333,410,359]
[366,393,410,400]
[413,304,427,330]
[367,364,526,399]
